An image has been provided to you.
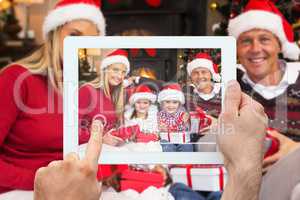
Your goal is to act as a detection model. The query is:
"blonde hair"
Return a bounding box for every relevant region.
[89,66,125,123]
[14,27,63,92]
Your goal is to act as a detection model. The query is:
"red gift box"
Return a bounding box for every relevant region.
[136,132,159,143]
[170,164,227,191]
[120,169,164,192]
[190,107,212,133]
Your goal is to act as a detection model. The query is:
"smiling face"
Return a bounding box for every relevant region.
[190,67,213,93]
[134,99,151,114]
[161,100,180,114]
[59,20,99,60]
[106,63,127,87]
[237,29,281,82]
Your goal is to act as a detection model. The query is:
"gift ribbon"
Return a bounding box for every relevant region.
[184,165,224,191]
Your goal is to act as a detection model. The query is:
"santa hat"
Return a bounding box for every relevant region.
[43,0,106,38]
[187,52,221,82]
[101,49,130,74]
[158,83,185,104]
[129,85,157,105]
[228,0,300,60]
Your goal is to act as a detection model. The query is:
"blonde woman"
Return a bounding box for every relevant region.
[79,49,131,146]
[0,0,105,194]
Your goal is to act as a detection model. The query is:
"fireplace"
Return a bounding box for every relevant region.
[101,0,208,81]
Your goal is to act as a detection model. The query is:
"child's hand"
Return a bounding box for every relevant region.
[152,165,171,186]
[103,129,125,146]
[159,123,168,132]
[182,112,190,123]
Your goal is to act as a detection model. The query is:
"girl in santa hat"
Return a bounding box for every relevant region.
[124,84,159,135]
[0,0,106,194]
[157,83,194,152]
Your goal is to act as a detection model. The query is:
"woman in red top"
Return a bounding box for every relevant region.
[79,49,131,182]
[0,0,105,193]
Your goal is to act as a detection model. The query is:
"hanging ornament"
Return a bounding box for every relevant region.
[209,2,219,11]
[145,0,161,8]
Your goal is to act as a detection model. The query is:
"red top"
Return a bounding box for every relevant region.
[79,84,128,179]
[0,64,63,193]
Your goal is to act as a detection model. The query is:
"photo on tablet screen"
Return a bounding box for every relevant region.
[63,37,236,164]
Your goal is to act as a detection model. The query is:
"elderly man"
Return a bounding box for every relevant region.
[228,0,300,199]
[183,52,222,118]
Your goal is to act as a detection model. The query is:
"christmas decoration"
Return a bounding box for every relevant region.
[209,1,219,11]
[145,0,161,7]
[130,48,157,58]
[0,0,22,39]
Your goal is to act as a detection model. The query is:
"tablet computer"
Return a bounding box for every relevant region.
[63,36,236,164]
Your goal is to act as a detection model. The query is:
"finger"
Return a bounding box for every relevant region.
[262,154,280,167]
[267,129,282,139]
[65,152,80,162]
[223,80,241,120]
[240,93,268,126]
[84,120,103,168]
[47,160,62,168]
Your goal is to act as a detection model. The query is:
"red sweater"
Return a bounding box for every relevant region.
[0,65,63,193]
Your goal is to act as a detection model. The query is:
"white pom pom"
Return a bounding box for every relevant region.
[282,42,300,60]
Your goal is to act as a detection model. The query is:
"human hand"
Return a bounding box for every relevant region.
[159,123,169,132]
[103,129,125,146]
[217,80,268,200]
[127,76,139,85]
[182,112,190,123]
[217,80,267,170]
[263,129,300,173]
[34,120,103,200]
[152,165,168,184]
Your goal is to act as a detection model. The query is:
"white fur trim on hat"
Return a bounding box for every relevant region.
[158,89,185,104]
[187,59,221,82]
[43,3,106,38]
[228,10,300,60]
[101,55,130,75]
[129,92,157,105]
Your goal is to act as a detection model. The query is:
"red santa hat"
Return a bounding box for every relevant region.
[43,0,106,38]
[129,85,157,105]
[158,83,185,104]
[228,0,300,60]
[187,52,221,82]
[101,49,130,74]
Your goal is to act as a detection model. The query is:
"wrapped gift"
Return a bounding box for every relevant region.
[170,164,227,191]
[110,125,141,140]
[159,131,191,143]
[190,107,212,133]
[120,169,164,193]
[136,132,159,143]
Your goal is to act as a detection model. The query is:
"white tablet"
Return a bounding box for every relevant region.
[63,36,236,164]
